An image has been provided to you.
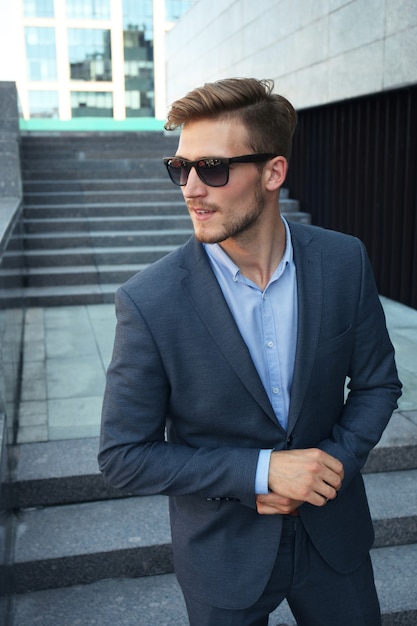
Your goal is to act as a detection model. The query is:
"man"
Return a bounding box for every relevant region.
[99,78,401,625]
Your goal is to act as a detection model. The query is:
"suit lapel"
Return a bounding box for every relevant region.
[179,238,279,425]
[287,223,323,434]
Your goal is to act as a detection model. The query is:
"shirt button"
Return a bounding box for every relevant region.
[267,341,274,348]
[272,387,280,394]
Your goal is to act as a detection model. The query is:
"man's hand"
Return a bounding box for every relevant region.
[256,492,303,515]
[261,448,344,514]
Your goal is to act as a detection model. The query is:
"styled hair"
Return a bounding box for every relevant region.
[164,77,297,160]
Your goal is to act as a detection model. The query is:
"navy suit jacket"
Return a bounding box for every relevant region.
[99,221,401,610]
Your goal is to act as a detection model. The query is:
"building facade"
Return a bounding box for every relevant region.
[5,0,195,129]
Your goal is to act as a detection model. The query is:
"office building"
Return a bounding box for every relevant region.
[12,0,195,130]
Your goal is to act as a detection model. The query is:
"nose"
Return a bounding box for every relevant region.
[182,166,207,197]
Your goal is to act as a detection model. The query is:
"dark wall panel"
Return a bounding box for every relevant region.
[286,86,417,309]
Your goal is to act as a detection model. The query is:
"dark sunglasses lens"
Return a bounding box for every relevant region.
[166,159,189,186]
[197,160,229,187]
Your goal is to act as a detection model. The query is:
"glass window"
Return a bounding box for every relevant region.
[66,0,111,19]
[125,88,154,118]
[71,91,113,117]
[25,27,57,81]
[123,0,152,37]
[68,29,112,81]
[23,0,54,17]
[122,0,154,117]
[28,91,59,118]
[165,0,196,21]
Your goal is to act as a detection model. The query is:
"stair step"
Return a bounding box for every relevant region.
[13,495,173,593]
[23,215,193,233]
[1,265,143,288]
[364,469,417,547]
[23,189,182,205]
[11,573,189,626]
[22,159,172,180]
[25,264,145,287]
[24,201,187,218]
[20,245,179,267]
[23,229,193,250]
[12,439,121,509]
[363,410,417,473]
[23,178,175,192]
[0,284,119,307]
[10,548,417,626]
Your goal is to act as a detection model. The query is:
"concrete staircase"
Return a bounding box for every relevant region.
[10,133,310,308]
[9,412,417,625]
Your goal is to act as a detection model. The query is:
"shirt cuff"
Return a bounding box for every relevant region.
[255,449,273,494]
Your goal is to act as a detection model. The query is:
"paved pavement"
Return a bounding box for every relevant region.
[16,296,417,445]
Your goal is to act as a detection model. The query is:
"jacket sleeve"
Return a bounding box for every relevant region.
[317,238,402,488]
[98,285,260,509]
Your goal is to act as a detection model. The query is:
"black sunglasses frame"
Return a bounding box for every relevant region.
[162,153,279,187]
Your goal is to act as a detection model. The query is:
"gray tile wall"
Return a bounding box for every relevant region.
[165,0,417,110]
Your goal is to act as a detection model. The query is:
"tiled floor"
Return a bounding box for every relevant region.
[16,297,417,444]
[18,304,115,443]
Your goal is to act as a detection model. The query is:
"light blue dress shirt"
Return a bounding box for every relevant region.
[203,218,298,494]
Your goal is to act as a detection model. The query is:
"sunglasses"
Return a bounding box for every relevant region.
[162,153,278,188]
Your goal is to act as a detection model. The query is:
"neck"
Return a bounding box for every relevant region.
[220,216,286,290]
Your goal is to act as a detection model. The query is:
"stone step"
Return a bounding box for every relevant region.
[19,245,180,267]
[10,542,417,625]
[23,229,194,250]
[23,189,182,205]
[13,495,173,593]
[11,573,189,626]
[2,264,145,288]
[3,284,119,307]
[22,167,168,181]
[23,214,193,233]
[22,159,171,180]
[23,201,187,218]
[11,439,122,510]
[11,469,417,593]
[23,178,175,192]
[10,549,417,626]
[20,131,178,153]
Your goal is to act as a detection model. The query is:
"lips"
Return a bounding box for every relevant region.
[188,204,216,219]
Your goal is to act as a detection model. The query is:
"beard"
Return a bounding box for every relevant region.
[190,180,266,245]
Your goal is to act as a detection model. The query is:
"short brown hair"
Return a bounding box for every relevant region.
[164,78,297,160]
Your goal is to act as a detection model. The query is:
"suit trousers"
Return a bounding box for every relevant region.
[183,516,381,626]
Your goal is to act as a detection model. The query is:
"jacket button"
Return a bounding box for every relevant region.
[286,434,293,447]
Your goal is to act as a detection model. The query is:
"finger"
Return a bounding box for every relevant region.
[322,453,344,478]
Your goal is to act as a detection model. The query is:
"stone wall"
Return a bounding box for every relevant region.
[0,82,22,198]
[165,0,417,110]
[0,81,24,624]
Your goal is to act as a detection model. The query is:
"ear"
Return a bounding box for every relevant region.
[264,156,288,191]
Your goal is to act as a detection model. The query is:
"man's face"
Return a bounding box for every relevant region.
[176,117,267,245]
